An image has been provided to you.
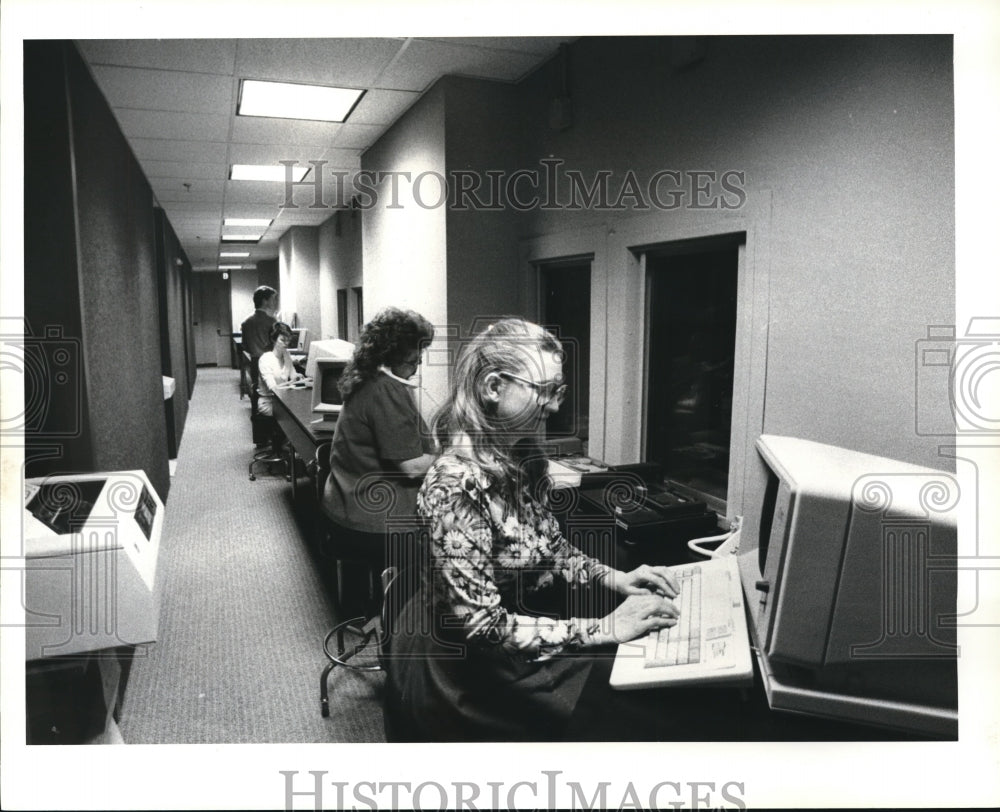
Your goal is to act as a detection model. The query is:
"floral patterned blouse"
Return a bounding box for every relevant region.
[416,452,612,661]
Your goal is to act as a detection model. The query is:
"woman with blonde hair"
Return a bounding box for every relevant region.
[384,317,681,741]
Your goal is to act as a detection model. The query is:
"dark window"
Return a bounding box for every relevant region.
[352,287,364,335]
[644,242,739,502]
[540,260,591,444]
[336,288,348,340]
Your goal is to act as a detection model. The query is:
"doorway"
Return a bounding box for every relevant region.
[192,272,232,367]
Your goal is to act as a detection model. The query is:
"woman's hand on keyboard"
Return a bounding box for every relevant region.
[605,565,679,599]
[587,594,679,645]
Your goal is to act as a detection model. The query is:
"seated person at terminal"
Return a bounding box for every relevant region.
[321,307,437,612]
[256,321,303,418]
[384,318,681,742]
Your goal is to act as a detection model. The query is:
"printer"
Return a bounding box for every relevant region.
[23,470,164,660]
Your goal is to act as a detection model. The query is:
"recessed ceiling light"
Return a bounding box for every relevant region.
[220,251,251,257]
[224,218,273,228]
[221,234,262,243]
[219,265,244,270]
[238,79,365,123]
[230,164,309,182]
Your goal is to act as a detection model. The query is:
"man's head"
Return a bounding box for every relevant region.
[253,285,278,314]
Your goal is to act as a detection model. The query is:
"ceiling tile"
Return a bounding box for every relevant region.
[224,179,294,205]
[139,160,224,181]
[130,137,229,163]
[152,181,225,203]
[235,39,402,87]
[161,202,222,216]
[230,115,342,149]
[377,39,543,91]
[316,147,363,165]
[331,124,384,150]
[114,109,230,141]
[76,39,238,75]
[419,37,573,56]
[346,89,420,126]
[91,65,234,114]
[223,205,284,219]
[228,142,316,165]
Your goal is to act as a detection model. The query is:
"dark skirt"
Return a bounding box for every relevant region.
[383,593,594,742]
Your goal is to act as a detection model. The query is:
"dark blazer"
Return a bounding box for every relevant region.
[240,309,276,360]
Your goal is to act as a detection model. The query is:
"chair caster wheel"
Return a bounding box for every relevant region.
[249,474,256,481]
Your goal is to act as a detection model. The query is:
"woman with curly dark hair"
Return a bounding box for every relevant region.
[321,307,437,614]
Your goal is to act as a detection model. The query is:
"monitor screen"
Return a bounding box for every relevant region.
[288,327,308,350]
[312,358,348,414]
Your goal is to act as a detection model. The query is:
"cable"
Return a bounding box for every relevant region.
[687,516,742,559]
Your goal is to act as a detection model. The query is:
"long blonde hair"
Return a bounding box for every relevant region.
[432,318,562,494]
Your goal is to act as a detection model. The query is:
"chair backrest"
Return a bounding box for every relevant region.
[377,565,411,671]
[314,440,332,502]
[377,521,431,668]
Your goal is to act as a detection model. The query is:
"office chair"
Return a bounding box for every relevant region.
[314,453,428,719]
[319,565,404,717]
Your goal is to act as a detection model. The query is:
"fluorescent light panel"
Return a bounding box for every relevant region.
[230,164,309,182]
[224,218,273,228]
[220,251,250,257]
[221,234,262,243]
[239,79,365,123]
[218,265,244,270]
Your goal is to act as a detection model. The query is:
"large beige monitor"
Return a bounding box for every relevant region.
[737,435,958,738]
[304,338,354,380]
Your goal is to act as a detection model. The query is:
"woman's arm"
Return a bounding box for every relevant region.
[421,469,672,658]
[397,453,437,479]
[372,378,437,478]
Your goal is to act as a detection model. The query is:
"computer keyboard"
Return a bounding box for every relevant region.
[644,563,734,669]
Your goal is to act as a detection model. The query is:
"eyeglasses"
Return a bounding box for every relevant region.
[499,372,567,404]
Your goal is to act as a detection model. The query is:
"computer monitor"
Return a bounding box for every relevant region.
[736,434,958,738]
[311,358,348,419]
[288,327,308,351]
[304,338,354,381]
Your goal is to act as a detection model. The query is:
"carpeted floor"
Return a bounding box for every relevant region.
[117,366,385,743]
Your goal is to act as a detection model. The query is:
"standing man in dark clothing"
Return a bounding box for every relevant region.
[240,285,279,420]
[240,285,279,362]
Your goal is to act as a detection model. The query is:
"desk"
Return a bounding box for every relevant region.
[231,335,242,370]
[271,385,336,498]
[566,650,925,741]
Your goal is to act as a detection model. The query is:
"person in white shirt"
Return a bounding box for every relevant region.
[256,321,302,418]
